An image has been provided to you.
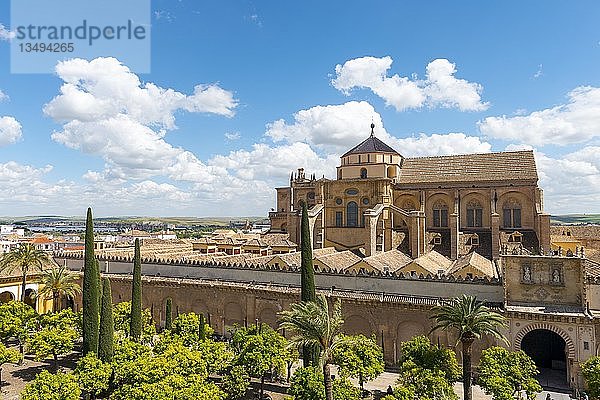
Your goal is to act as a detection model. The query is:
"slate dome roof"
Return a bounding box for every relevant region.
[341,124,401,157]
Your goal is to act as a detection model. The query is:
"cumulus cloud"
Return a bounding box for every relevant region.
[534,148,600,213]
[210,142,339,181]
[0,90,7,102]
[45,57,238,180]
[224,132,241,141]
[0,24,15,41]
[479,86,600,146]
[265,100,491,157]
[393,133,491,158]
[332,56,488,112]
[0,116,22,146]
[266,101,388,151]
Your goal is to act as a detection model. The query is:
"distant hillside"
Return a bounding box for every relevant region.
[0,216,266,227]
[551,214,600,225]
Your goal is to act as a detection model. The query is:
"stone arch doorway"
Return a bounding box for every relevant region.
[520,329,569,390]
[0,291,14,303]
[24,289,37,310]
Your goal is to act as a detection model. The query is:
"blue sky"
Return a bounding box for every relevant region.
[0,1,599,216]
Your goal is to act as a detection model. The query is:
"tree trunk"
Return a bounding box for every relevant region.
[359,371,364,393]
[21,271,27,303]
[260,374,265,399]
[323,363,333,400]
[53,291,60,312]
[462,338,475,400]
[53,351,58,372]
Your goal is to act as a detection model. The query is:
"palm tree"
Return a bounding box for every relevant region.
[0,243,51,303]
[37,264,81,311]
[279,294,349,400]
[430,294,507,400]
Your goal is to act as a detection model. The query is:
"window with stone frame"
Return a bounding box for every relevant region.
[503,198,522,228]
[360,168,368,179]
[335,211,343,227]
[433,201,449,227]
[466,200,483,227]
[346,201,358,227]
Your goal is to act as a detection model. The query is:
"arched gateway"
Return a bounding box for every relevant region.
[515,324,573,390]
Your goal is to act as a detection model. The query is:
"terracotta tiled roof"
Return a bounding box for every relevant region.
[342,135,400,157]
[398,150,538,184]
[315,251,362,271]
[447,251,497,278]
[410,250,453,274]
[362,250,412,272]
[30,237,53,244]
[260,233,297,248]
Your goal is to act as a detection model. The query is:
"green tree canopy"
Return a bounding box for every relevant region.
[230,323,287,398]
[21,370,81,400]
[222,365,250,400]
[582,356,600,399]
[288,366,360,400]
[37,264,81,312]
[0,342,22,388]
[113,301,156,343]
[0,243,51,303]
[478,347,541,400]
[75,353,112,399]
[0,300,37,351]
[333,334,384,391]
[279,294,350,400]
[399,335,460,383]
[26,325,77,371]
[430,295,506,400]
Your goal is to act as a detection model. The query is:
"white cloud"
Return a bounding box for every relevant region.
[266,101,388,151]
[265,100,491,157]
[0,116,22,146]
[45,57,238,181]
[533,64,543,79]
[332,57,488,112]
[0,90,7,102]
[534,148,600,214]
[479,86,600,146]
[210,142,339,181]
[0,24,15,41]
[224,132,241,141]
[393,133,491,158]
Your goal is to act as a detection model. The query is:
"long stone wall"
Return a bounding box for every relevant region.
[56,255,504,303]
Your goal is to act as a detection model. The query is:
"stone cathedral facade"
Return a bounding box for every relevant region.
[270,124,551,261]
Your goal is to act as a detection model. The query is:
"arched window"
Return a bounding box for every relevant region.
[433,201,448,227]
[466,200,483,227]
[360,168,367,179]
[503,198,522,228]
[402,199,416,211]
[347,201,358,227]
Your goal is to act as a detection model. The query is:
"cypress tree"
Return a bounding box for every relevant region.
[96,259,102,311]
[165,298,172,331]
[130,238,142,341]
[82,207,100,355]
[98,277,114,362]
[300,201,319,366]
[198,313,206,341]
[300,201,316,302]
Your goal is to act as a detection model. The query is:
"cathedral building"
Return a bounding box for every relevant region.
[270,123,551,261]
